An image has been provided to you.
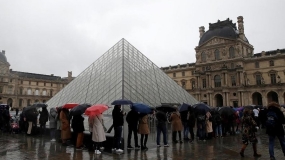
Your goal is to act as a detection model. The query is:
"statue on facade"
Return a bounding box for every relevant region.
[261,77,265,84]
[277,75,281,83]
[247,78,250,85]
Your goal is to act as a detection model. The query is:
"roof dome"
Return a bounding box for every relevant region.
[0,51,8,63]
[199,18,248,45]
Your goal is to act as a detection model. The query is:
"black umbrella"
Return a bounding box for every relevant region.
[111,99,133,105]
[192,103,211,115]
[70,103,92,116]
[24,106,38,118]
[31,103,47,108]
[156,105,177,113]
[179,103,191,112]
[218,107,235,116]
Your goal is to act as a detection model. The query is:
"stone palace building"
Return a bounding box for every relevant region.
[162,16,285,107]
[0,50,73,109]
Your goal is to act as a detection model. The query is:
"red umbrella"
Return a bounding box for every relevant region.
[84,104,109,116]
[62,103,79,109]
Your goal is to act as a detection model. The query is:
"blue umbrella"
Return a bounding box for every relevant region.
[111,99,133,105]
[179,103,191,112]
[131,103,152,114]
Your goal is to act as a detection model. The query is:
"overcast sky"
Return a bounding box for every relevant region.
[1,0,284,77]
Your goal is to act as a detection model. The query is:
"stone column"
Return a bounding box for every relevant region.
[241,92,244,106]
[223,92,226,106]
[225,73,228,87]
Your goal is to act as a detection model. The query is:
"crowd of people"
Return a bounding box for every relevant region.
[1,102,285,159]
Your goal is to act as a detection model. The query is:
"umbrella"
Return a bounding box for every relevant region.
[131,103,152,114]
[179,103,191,112]
[62,103,79,109]
[233,107,244,112]
[218,107,235,116]
[156,105,177,113]
[24,106,38,118]
[111,99,133,105]
[70,103,92,116]
[85,104,109,116]
[31,103,47,108]
[192,103,211,115]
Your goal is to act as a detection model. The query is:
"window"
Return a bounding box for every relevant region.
[0,86,3,93]
[229,47,235,58]
[231,76,236,86]
[255,62,259,68]
[8,86,13,94]
[19,88,23,95]
[191,81,196,89]
[173,73,176,77]
[214,75,221,87]
[269,60,274,66]
[182,72,185,76]
[231,63,235,69]
[181,81,186,88]
[270,74,276,84]
[201,52,206,62]
[256,75,261,85]
[202,79,206,88]
[215,49,220,60]
[35,89,39,95]
[27,88,32,95]
[42,90,47,96]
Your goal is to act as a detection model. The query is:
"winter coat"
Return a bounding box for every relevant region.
[49,108,57,129]
[39,108,49,125]
[241,111,258,144]
[126,110,139,128]
[138,115,150,134]
[90,114,106,142]
[112,107,124,127]
[205,112,213,133]
[170,112,183,131]
[156,111,167,128]
[266,104,285,136]
[71,115,85,133]
[187,111,196,128]
[60,109,71,139]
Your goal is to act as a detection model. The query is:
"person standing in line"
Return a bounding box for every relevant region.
[60,108,71,146]
[187,107,195,143]
[170,109,183,143]
[39,107,49,135]
[71,114,85,150]
[265,102,285,160]
[90,113,106,155]
[112,105,125,154]
[49,107,57,142]
[180,109,189,141]
[205,111,213,140]
[156,109,169,147]
[55,107,62,142]
[212,110,222,138]
[126,109,140,149]
[239,108,261,158]
[138,113,150,150]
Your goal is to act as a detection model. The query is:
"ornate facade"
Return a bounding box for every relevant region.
[162,16,285,107]
[0,50,73,109]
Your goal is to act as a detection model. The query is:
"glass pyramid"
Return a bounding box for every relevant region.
[46,39,198,112]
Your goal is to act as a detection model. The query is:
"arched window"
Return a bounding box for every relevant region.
[229,47,235,58]
[201,52,206,62]
[35,89,39,95]
[214,75,221,87]
[215,49,220,60]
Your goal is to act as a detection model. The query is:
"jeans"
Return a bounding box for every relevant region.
[215,124,222,136]
[127,125,138,147]
[113,126,123,149]
[182,121,189,139]
[197,121,206,140]
[157,125,167,145]
[269,135,285,158]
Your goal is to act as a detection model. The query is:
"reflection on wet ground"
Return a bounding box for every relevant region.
[0,129,285,160]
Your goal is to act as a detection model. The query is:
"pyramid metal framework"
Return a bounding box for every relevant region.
[46,39,198,110]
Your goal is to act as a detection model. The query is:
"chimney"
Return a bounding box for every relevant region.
[2,50,5,55]
[199,26,205,38]
[237,16,246,41]
[51,74,54,76]
[68,71,72,78]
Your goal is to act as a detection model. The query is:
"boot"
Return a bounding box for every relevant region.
[252,143,261,157]
[239,144,247,157]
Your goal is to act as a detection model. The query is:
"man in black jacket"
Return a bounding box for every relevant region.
[266,102,285,160]
[156,110,169,147]
[126,109,140,149]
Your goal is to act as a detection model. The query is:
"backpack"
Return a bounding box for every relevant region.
[266,111,278,129]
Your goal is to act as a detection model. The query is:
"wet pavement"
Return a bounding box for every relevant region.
[0,129,285,160]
